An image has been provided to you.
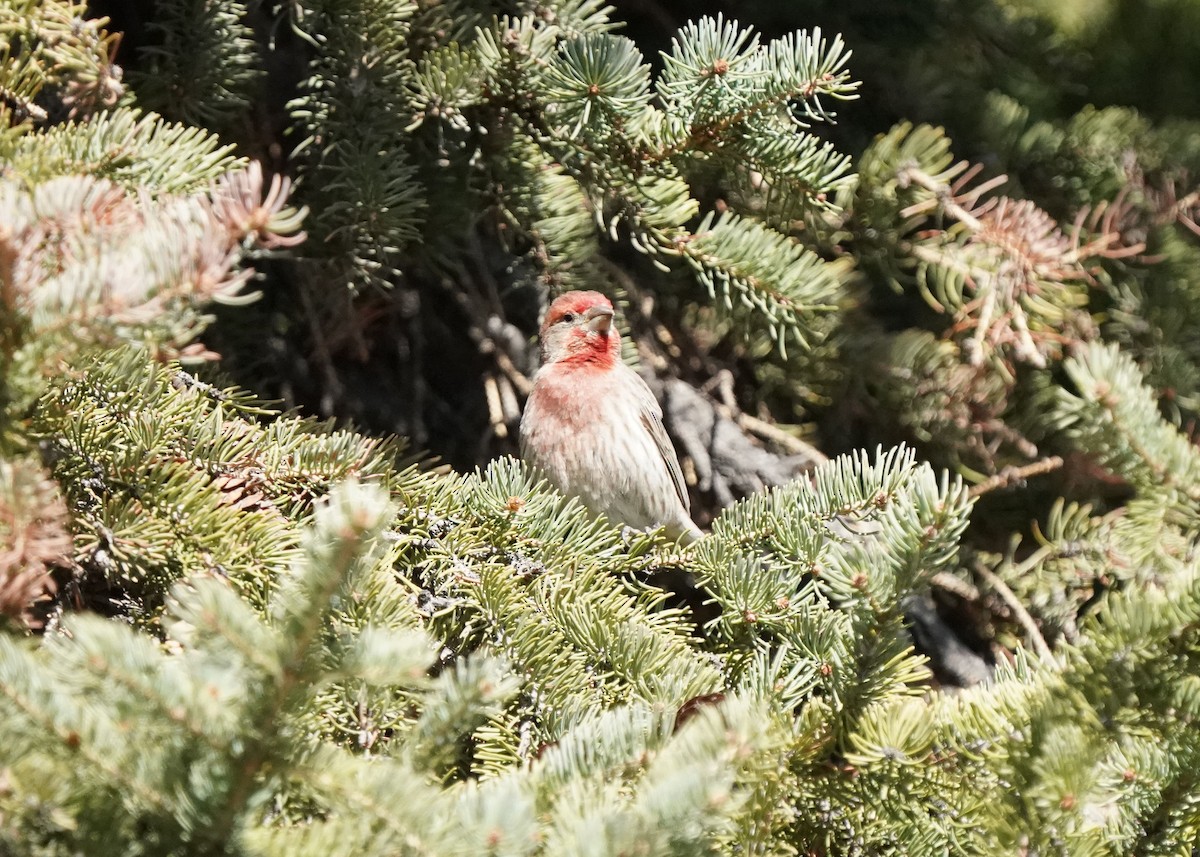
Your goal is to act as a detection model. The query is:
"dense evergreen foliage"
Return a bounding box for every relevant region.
[3,0,1200,853]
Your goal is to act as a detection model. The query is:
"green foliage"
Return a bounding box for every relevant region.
[1053,343,1200,499]
[424,458,721,733]
[0,482,432,855]
[0,161,302,424]
[682,211,841,356]
[0,0,123,131]
[288,0,426,288]
[1,108,243,192]
[30,348,401,622]
[8,347,1200,854]
[6,348,983,854]
[296,8,859,347]
[951,347,1200,851]
[128,0,262,131]
[1096,210,1200,423]
[4,1,1200,854]
[1011,0,1200,122]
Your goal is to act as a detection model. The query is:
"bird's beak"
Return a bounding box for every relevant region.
[585,304,614,335]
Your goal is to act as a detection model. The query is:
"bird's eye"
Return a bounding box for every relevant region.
[560,312,576,324]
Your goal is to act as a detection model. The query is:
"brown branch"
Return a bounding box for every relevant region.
[930,571,980,602]
[972,558,1054,662]
[969,456,1064,499]
[897,164,986,230]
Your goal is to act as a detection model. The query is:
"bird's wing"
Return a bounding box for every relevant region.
[637,388,691,515]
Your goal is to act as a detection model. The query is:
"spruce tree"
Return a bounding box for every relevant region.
[3,1,1200,854]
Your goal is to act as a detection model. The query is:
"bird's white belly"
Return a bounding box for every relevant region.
[521,394,672,531]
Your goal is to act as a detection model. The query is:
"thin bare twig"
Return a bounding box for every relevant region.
[969,456,1065,499]
[729,409,827,461]
[930,571,981,602]
[972,558,1055,662]
[483,374,509,439]
[494,350,533,397]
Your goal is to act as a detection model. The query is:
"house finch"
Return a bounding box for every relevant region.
[520,290,703,543]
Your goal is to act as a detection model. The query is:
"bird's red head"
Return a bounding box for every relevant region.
[538,290,619,369]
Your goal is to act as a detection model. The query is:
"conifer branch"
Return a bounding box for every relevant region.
[0,1,124,128]
[972,558,1054,661]
[129,0,261,129]
[1054,342,1200,500]
[5,4,1200,853]
[0,460,69,627]
[288,0,425,289]
[898,161,1137,369]
[3,108,243,193]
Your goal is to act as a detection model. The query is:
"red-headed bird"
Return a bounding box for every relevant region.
[519,290,703,543]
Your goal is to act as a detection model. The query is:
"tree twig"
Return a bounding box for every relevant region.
[972,559,1055,662]
[930,571,980,602]
[969,456,1064,499]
